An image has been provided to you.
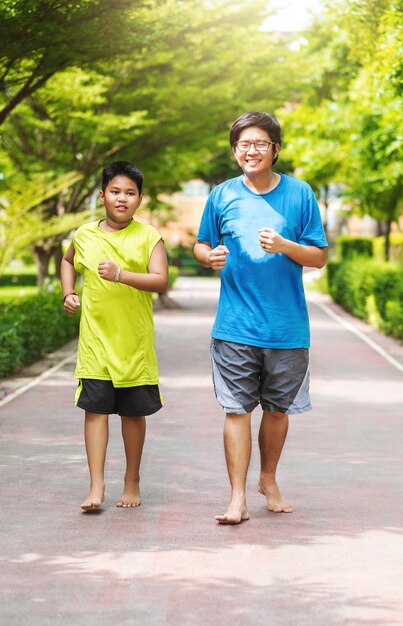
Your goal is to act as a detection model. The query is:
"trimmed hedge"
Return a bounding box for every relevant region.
[168,265,179,288]
[167,244,214,277]
[0,273,38,287]
[0,288,80,378]
[327,258,403,340]
[336,236,373,260]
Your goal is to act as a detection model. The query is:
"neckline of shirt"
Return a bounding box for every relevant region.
[240,173,283,196]
[96,219,135,234]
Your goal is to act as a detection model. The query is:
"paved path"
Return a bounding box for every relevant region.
[1,277,403,626]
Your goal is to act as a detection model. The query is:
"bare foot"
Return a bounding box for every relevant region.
[81,488,105,511]
[116,479,141,508]
[258,480,293,513]
[215,502,250,525]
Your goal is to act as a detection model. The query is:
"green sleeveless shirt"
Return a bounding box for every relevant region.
[73,220,162,387]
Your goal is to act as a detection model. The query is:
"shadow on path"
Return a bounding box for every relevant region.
[1,277,402,625]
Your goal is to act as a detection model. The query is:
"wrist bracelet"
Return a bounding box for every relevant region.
[114,267,121,283]
[63,291,78,302]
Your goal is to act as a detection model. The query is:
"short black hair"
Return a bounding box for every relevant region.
[229,112,282,165]
[101,161,144,194]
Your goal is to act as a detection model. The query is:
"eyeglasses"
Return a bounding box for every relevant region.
[234,140,275,153]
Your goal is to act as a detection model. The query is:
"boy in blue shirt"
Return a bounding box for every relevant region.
[194,111,327,524]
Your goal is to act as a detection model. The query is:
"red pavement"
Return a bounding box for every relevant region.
[1,277,403,626]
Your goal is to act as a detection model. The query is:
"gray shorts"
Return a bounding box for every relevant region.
[210,339,311,415]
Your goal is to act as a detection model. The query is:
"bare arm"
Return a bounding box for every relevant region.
[194,241,229,270]
[61,242,81,315]
[258,228,327,268]
[98,239,169,293]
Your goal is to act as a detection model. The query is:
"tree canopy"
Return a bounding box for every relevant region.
[280,0,402,256]
[0,0,165,124]
[0,0,401,274]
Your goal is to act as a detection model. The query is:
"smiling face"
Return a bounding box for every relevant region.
[232,126,279,176]
[99,175,142,227]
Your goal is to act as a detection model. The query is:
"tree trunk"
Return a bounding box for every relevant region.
[384,220,391,262]
[376,220,384,236]
[32,245,52,288]
[53,245,64,279]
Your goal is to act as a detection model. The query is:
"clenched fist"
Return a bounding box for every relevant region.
[208,245,230,270]
[98,259,119,282]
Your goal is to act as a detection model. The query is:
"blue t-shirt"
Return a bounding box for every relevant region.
[196,174,327,348]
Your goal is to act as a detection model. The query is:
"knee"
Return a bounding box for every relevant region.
[85,411,109,423]
[263,410,287,420]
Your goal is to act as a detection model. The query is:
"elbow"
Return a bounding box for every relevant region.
[157,276,169,293]
[193,242,201,262]
[315,249,328,269]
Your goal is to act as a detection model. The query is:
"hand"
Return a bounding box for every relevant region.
[258,228,285,254]
[98,259,118,281]
[63,294,80,315]
[208,245,229,270]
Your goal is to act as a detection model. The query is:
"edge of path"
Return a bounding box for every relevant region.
[1,277,402,408]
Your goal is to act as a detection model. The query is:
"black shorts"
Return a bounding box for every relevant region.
[76,379,162,417]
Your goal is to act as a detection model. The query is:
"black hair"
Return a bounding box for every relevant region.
[101,161,144,194]
[229,112,282,165]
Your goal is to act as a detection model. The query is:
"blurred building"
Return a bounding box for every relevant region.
[137,179,210,249]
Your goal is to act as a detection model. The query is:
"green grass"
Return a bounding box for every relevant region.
[4,264,37,275]
[0,286,39,302]
[0,265,43,301]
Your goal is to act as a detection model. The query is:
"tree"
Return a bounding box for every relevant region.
[0,171,90,277]
[280,0,402,257]
[280,101,347,238]
[0,0,163,125]
[0,66,143,282]
[333,0,403,258]
[2,0,299,282]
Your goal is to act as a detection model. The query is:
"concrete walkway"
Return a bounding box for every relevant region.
[1,277,403,626]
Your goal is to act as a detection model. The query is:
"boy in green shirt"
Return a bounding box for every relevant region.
[61,161,168,511]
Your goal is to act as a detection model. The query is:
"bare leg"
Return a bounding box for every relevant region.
[81,411,108,510]
[116,415,146,508]
[258,410,292,513]
[215,412,251,524]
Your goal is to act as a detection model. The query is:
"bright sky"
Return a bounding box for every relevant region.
[265,0,324,31]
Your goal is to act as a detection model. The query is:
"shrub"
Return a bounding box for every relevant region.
[383,300,403,340]
[373,268,403,339]
[0,288,80,378]
[0,273,38,287]
[168,265,179,289]
[327,258,403,340]
[0,317,24,379]
[167,244,214,276]
[329,258,379,319]
[336,236,373,260]
[326,260,342,296]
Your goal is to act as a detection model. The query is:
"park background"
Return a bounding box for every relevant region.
[1,3,403,626]
[0,0,402,377]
